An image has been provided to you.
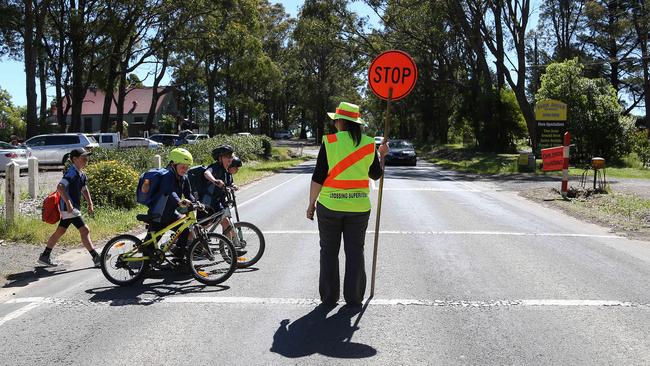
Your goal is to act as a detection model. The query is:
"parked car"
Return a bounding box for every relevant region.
[274,130,293,139]
[118,137,160,149]
[149,134,179,146]
[374,136,384,147]
[87,133,120,149]
[384,139,417,166]
[23,133,98,165]
[236,132,252,137]
[185,134,209,145]
[0,141,31,172]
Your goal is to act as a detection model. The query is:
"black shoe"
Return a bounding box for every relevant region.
[236,249,248,257]
[37,254,58,267]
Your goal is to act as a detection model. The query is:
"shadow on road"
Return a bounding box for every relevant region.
[270,301,376,359]
[85,270,229,306]
[3,266,94,288]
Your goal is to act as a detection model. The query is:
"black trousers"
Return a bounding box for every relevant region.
[316,202,371,305]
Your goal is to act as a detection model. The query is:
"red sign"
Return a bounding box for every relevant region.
[368,50,418,101]
[541,146,564,171]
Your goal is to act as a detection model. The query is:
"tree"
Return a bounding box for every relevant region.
[0,87,26,140]
[536,59,627,162]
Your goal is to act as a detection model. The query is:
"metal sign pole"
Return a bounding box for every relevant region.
[370,88,392,298]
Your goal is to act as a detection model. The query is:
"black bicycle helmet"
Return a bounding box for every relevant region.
[230,156,242,168]
[211,144,234,160]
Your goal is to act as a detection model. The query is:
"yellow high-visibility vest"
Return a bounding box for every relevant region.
[318,132,375,212]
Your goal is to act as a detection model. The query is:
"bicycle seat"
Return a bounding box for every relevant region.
[136,213,160,224]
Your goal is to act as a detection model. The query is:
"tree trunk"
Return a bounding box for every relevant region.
[24,0,38,138]
[145,56,169,133]
[38,46,48,132]
[69,0,86,132]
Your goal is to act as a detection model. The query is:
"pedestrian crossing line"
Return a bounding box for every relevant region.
[4,297,650,309]
[261,230,624,239]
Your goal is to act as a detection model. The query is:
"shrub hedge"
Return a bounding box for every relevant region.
[91,134,272,171]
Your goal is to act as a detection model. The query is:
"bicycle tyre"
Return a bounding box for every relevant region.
[188,233,237,285]
[100,234,148,286]
[230,222,265,268]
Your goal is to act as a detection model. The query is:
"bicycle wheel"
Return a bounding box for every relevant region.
[101,234,148,286]
[229,222,265,268]
[188,233,237,285]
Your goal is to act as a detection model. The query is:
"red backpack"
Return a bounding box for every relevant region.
[42,191,61,224]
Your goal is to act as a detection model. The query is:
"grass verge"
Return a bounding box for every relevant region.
[520,188,650,239]
[425,145,650,179]
[0,155,308,246]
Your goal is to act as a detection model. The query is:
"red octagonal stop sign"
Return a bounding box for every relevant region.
[368,50,418,101]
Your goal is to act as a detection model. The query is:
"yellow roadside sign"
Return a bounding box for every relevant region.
[535,99,567,121]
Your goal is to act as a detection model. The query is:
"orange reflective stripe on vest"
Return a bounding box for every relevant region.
[323,142,375,189]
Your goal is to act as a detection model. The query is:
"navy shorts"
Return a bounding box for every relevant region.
[58,216,86,229]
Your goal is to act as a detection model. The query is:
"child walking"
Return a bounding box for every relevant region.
[38,148,100,268]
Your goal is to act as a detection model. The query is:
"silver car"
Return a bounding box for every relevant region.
[0,142,31,172]
[23,133,99,165]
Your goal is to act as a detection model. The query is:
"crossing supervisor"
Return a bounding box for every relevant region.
[306,102,389,307]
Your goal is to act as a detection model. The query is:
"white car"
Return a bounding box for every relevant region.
[184,134,209,145]
[118,137,160,149]
[23,133,99,165]
[87,133,120,149]
[0,142,31,172]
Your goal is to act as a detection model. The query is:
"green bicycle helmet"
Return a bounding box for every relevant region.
[231,156,242,168]
[169,148,193,165]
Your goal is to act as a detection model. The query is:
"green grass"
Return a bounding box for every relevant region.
[0,206,146,246]
[0,156,307,245]
[235,157,307,185]
[425,144,650,179]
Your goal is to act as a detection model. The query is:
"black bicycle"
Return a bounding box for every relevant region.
[198,187,265,268]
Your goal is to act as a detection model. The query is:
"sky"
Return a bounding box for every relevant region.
[0,0,539,108]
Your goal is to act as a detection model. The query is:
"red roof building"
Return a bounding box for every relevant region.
[55,87,177,136]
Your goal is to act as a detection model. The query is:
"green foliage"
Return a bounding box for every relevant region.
[159,114,176,134]
[536,59,627,163]
[85,160,139,209]
[0,87,26,141]
[91,135,272,171]
[630,130,650,167]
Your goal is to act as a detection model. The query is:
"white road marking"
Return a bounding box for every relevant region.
[261,230,623,239]
[0,301,42,327]
[4,297,649,309]
[237,173,304,208]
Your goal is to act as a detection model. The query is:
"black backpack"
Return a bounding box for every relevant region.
[187,165,208,199]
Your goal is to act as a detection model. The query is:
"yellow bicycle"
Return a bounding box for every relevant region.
[100,203,237,286]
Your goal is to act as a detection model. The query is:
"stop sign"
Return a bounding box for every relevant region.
[368,50,418,101]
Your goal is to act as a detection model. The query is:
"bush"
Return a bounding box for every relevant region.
[91,147,169,172]
[85,160,139,209]
[91,135,273,171]
[630,130,650,167]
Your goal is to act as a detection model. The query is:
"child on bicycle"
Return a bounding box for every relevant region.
[227,156,242,191]
[146,148,196,258]
[38,148,100,268]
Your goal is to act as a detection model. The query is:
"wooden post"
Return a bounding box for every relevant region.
[5,162,19,225]
[561,132,570,198]
[370,88,392,298]
[28,157,38,198]
[153,154,161,169]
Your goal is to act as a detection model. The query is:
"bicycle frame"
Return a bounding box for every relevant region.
[119,210,200,262]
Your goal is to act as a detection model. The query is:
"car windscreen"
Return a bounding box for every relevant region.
[390,140,413,149]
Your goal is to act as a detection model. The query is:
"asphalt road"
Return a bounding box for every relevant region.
[1,160,650,365]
